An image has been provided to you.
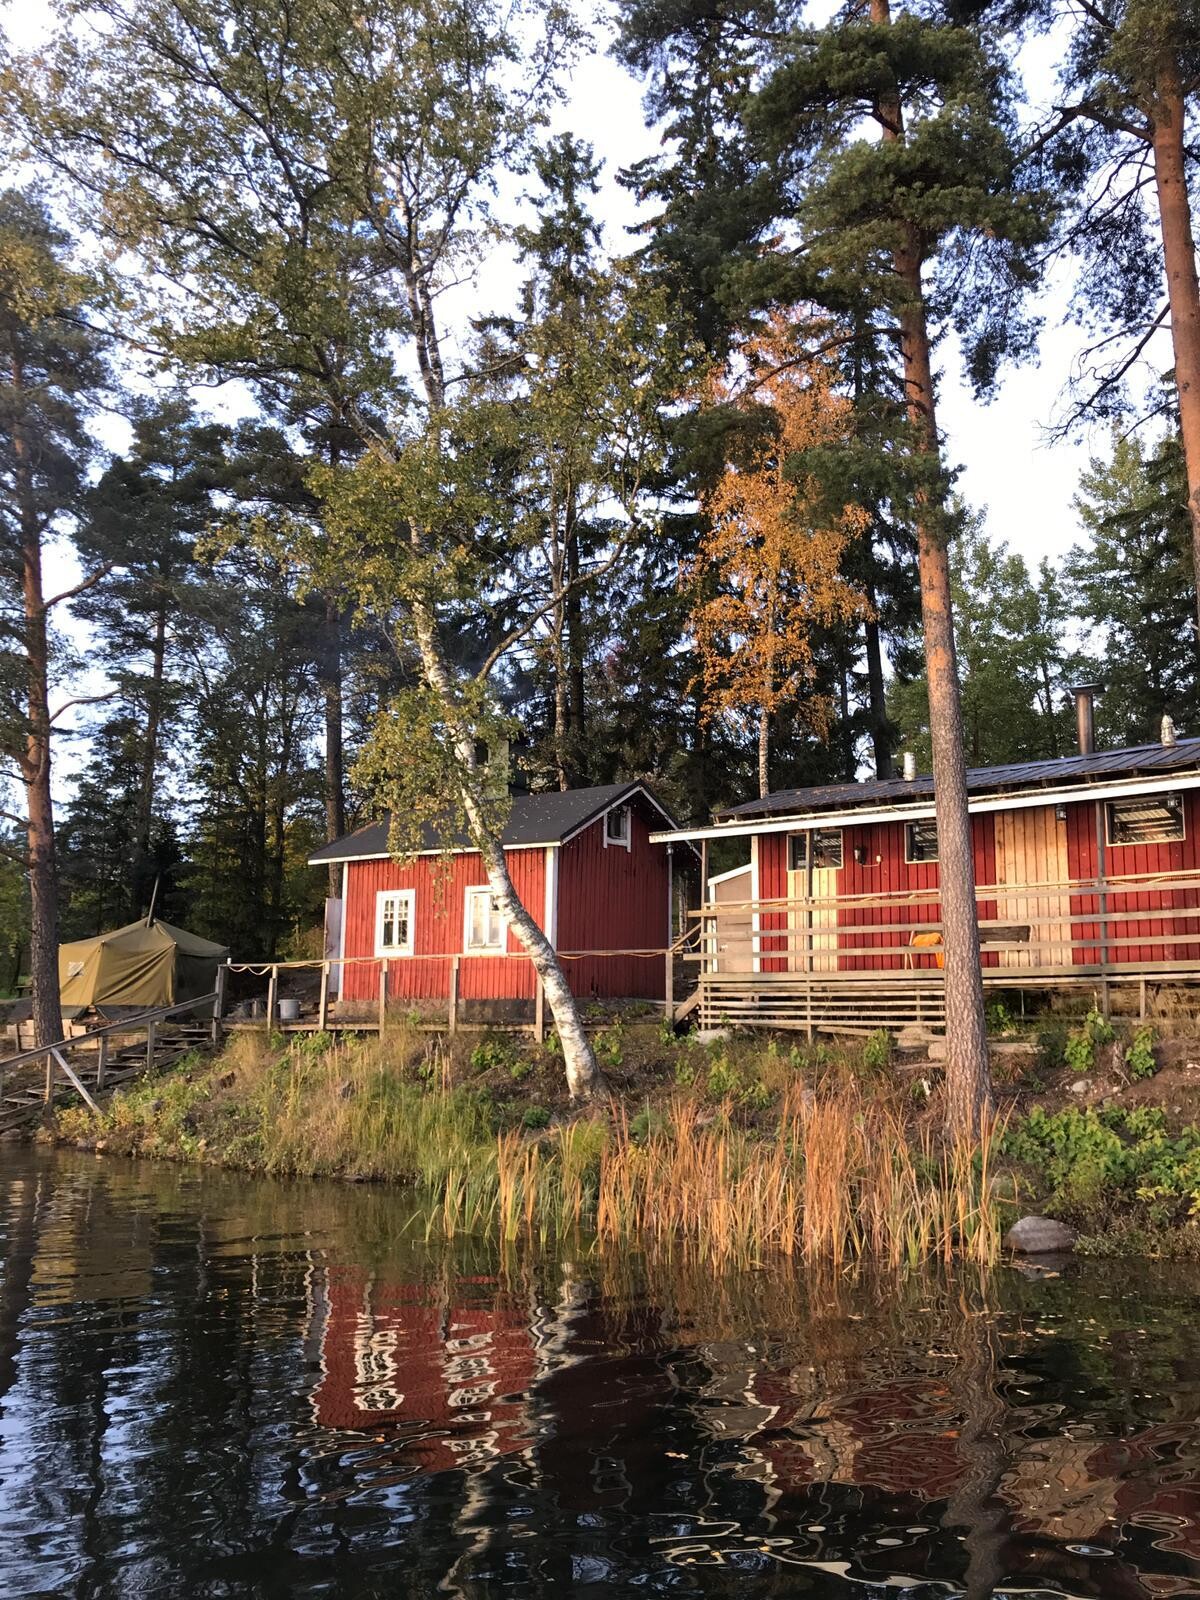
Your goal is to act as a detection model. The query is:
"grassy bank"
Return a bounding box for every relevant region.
[45,1008,1200,1261]
[49,1024,1003,1267]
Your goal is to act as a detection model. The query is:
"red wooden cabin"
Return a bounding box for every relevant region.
[309,783,681,1012]
[653,714,1200,1031]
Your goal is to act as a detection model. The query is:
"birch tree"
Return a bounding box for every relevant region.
[5,0,661,1098]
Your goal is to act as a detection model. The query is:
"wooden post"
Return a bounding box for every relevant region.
[378,963,388,1033]
[266,965,278,1030]
[96,1034,108,1091]
[43,1050,53,1104]
[1094,800,1111,1016]
[534,976,545,1043]
[1140,976,1148,1021]
[317,961,330,1032]
[665,844,675,1025]
[146,1019,157,1074]
[212,962,228,1047]
[448,956,459,1036]
[699,838,710,975]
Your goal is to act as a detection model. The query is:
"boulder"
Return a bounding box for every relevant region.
[1003,1215,1076,1255]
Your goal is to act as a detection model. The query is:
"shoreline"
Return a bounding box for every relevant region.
[38,1013,1200,1263]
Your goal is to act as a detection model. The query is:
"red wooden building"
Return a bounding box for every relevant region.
[309,783,681,1011]
[653,716,1200,1032]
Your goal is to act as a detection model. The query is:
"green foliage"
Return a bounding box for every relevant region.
[1063,1007,1116,1074]
[509,1059,534,1083]
[985,999,1017,1036]
[1125,1026,1158,1082]
[630,1103,668,1142]
[673,1056,697,1087]
[1036,1023,1069,1071]
[705,1054,741,1101]
[521,1105,551,1130]
[594,1026,625,1069]
[1004,1104,1200,1225]
[863,1030,893,1071]
[469,1035,518,1076]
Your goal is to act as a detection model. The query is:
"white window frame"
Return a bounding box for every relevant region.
[604,803,632,851]
[1105,791,1186,848]
[463,886,507,953]
[788,828,844,873]
[374,888,415,957]
[904,819,939,865]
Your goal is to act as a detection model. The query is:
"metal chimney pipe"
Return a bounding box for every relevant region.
[1070,683,1104,756]
[902,751,917,782]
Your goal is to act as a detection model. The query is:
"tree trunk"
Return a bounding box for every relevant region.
[864,585,893,778]
[410,603,604,1100]
[565,483,586,747]
[321,596,346,898]
[1151,52,1200,651]
[758,704,770,799]
[134,593,168,916]
[872,0,991,1135]
[11,354,63,1048]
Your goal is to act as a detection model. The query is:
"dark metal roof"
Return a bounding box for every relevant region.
[717,738,1200,821]
[309,782,673,863]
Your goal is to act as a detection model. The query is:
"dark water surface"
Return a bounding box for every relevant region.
[2,1153,1200,1598]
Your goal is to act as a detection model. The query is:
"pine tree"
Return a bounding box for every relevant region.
[0,191,106,1046]
[746,0,1050,1133]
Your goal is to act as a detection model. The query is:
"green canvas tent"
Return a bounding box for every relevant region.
[58,919,229,1013]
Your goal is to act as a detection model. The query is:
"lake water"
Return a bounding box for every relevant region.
[1,1150,1199,1598]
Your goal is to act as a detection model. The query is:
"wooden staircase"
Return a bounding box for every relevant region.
[0,1000,221,1134]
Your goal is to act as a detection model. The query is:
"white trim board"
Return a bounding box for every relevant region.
[649,769,1200,846]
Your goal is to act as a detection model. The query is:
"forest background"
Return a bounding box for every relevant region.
[0,0,1196,1002]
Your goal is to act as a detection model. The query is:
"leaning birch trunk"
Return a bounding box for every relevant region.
[410,606,604,1101]
[871,0,991,1135]
[1151,52,1200,649]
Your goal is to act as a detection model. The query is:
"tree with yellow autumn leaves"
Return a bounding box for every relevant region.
[690,317,869,798]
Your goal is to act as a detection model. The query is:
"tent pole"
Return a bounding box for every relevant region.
[145,875,160,926]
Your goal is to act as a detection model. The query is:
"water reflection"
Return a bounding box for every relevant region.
[1,1149,1200,1597]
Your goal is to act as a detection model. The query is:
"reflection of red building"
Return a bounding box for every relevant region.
[309,1266,539,1474]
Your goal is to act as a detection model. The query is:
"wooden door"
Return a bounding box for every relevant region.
[993,808,1070,971]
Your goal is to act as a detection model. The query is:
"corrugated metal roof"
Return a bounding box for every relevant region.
[717,738,1200,821]
[309,783,670,863]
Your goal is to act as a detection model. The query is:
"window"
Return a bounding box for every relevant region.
[464,887,506,951]
[905,820,939,864]
[374,889,415,956]
[1106,792,1185,847]
[788,829,844,872]
[605,804,631,849]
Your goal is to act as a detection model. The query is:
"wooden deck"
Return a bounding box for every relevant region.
[690,868,1200,1034]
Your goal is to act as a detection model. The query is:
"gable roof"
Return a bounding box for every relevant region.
[308,782,677,865]
[716,737,1200,823]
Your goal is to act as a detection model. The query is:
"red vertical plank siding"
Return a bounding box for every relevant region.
[974,815,999,970]
[341,848,545,1002]
[1066,792,1199,969]
[836,821,939,971]
[557,805,670,997]
[757,834,789,971]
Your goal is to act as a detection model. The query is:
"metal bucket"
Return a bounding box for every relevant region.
[277,997,300,1023]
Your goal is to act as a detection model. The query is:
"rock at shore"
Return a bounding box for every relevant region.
[1003,1215,1077,1254]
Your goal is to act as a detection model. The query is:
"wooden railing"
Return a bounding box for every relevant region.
[0,973,226,1116]
[691,869,1200,983]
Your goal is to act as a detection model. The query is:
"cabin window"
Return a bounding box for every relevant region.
[1106,792,1185,847]
[788,829,844,872]
[905,820,939,864]
[605,804,632,849]
[464,887,506,952]
[374,889,415,956]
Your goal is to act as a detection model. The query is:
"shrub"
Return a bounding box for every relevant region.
[1003,1103,1200,1224]
[1035,1023,1068,1071]
[1125,1026,1158,1082]
[673,1057,696,1087]
[470,1035,517,1075]
[862,1030,892,1071]
[522,1105,551,1130]
[594,1026,624,1068]
[1062,1007,1115,1074]
[986,999,1016,1036]
[629,1103,668,1142]
[706,1054,740,1101]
